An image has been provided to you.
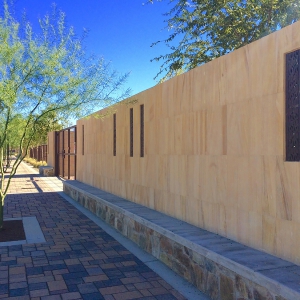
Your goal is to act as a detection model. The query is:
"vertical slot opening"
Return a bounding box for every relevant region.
[286,50,300,161]
[82,125,84,155]
[113,114,116,156]
[130,108,133,157]
[140,104,144,157]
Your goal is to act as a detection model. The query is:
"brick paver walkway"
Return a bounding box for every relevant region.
[0,162,186,300]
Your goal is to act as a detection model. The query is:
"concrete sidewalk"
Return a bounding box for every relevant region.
[0,162,206,300]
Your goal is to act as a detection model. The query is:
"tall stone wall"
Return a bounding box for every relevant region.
[76,21,300,265]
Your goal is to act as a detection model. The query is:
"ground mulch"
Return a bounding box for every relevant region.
[0,220,26,242]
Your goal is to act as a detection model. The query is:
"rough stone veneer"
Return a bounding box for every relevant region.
[63,181,298,300]
[39,166,54,176]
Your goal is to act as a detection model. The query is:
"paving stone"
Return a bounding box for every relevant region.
[9,287,29,297]
[0,284,8,294]
[28,275,54,284]
[66,284,78,293]
[85,266,104,275]
[134,282,153,290]
[41,295,62,300]
[99,285,127,295]
[62,271,89,280]
[1,162,186,300]
[44,264,66,271]
[9,266,25,275]
[83,274,108,283]
[82,292,105,300]
[77,283,98,294]
[64,277,83,286]
[17,257,32,264]
[9,274,27,283]
[61,292,81,300]
[113,290,143,300]
[52,269,69,276]
[155,294,178,300]
[5,296,30,300]
[67,264,86,273]
[64,258,80,265]
[49,289,68,295]
[30,288,50,297]
[9,281,27,289]
[121,276,146,284]
[103,295,115,300]
[103,269,124,280]
[150,286,169,295]
[47,280,67,292]
[94,278,122,289]
[26,266,44,276]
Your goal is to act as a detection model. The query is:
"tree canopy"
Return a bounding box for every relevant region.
[7,112,63,149]
[0,2,131,228]
[151,0,300,81]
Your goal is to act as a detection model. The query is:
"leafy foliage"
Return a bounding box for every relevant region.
[151,0,300,81]
[28,111,63,146]
[0,1,131,228]
[23,157,47,168]
[4,112,63,150]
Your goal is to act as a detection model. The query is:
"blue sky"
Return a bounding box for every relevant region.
[13,0,172,96]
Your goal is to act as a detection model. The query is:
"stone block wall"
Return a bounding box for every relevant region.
[75,20,300,266]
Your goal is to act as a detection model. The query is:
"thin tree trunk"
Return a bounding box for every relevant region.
[6,143,9,170]
[0,194,4,230]
[0,146,4,230]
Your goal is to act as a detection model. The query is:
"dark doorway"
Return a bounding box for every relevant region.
[55,126,77,179]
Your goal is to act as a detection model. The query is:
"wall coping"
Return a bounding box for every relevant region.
[63,180,300,300]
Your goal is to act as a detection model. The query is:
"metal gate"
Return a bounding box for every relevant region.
[55,126,77,180]
[29,145,47,162]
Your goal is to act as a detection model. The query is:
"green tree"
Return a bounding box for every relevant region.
[0,2,130,229]
[27,111,63,147]
[151,0,300,81]
[5,112,63,153]
[1,114,25,171]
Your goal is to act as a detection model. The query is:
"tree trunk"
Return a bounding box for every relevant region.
[0,195,3,231]
[6,143,9,170]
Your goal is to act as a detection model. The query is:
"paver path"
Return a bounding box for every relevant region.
[0,162,186,300]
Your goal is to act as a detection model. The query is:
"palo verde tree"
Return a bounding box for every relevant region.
[27,111,64,147]
[0,2,130,229]
[5,111,63,154]
[150,0,300,81]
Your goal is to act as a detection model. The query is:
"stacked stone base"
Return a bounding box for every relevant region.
[63,180,299,300]
[39,166,54,176]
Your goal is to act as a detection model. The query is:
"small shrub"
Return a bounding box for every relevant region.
[23,157,47,168]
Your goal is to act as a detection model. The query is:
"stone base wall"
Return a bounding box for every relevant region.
[64,182,295,300]
[39,166,54,176]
